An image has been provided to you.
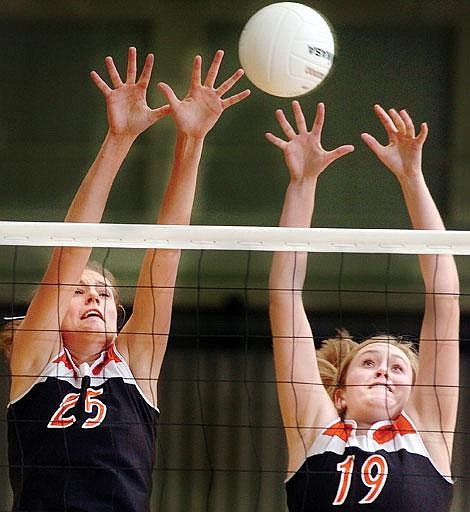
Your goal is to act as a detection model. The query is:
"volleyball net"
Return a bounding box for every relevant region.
[0,221,469,511]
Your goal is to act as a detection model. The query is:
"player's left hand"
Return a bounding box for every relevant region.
[361,104,428,181]
[157,50,250,139]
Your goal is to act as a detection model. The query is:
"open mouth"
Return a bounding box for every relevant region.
[81,309,104,321]
[369,383,392,392]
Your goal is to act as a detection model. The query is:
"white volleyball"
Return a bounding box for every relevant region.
[239,2,335,97]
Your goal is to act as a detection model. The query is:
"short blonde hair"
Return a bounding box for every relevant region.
[0,261,121,362]
[316,329,419,405]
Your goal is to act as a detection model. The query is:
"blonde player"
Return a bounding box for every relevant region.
[268,101,459,511]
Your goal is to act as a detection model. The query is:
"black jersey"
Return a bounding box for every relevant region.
[8,345,159,512]
[285,413,453,511]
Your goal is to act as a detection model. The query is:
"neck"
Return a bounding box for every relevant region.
[62,332,112,366]
[344,413,402,432]
[354,421,375,434]
[67,347,103,366]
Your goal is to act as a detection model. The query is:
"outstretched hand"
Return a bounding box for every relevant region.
[361,105,428,180]
[157,50,250,139]
[266,101,354,181]
[90,47,170,140]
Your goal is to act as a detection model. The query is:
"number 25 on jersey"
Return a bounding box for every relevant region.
[47,388,107,429]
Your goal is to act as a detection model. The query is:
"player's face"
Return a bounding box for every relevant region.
[340,343,413,425]
[61,269,118,340]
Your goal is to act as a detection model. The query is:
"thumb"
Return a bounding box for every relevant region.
[157,82,179,109]
[361,133,384,156]
[150,104,171,123]
[327,144,355,165]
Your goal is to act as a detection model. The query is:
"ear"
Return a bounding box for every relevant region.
[334,388,346,413]
[117,304,127,330]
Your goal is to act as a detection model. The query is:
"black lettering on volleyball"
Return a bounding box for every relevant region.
[307,45,333,61]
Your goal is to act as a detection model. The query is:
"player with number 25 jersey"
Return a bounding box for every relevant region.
[8,345,157,511]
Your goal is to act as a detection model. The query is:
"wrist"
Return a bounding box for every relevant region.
[289,175,318,188]
[176,130,205,145]
[104,131,136,149]
[175,132,205,155]
[397,172,427,191]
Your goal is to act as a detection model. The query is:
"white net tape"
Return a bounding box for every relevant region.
[1,221,470,254]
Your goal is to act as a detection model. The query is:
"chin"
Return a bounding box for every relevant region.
[363,398,401,421]
[372,405,402,422]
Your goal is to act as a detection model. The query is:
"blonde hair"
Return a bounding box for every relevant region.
[317,329,419,406]
[0,318,22,362]
[0,261,121,362]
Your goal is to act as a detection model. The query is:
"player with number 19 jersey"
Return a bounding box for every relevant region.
[285,414,453,511]
[8,344,158,512]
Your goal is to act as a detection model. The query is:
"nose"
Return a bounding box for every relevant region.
[375,366,388,378]
[85,287,100,303]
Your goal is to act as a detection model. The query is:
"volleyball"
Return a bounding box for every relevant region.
[238,2,335,97]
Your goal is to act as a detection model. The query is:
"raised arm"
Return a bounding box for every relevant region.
[267,101,354,472]
[117,50,250,405]
[10,47,169,400]
[361,104,459,473]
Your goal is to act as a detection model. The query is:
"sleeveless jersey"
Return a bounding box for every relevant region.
[8,344,159,512]
[285,413,453,511]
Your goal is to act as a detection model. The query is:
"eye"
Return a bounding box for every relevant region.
[98,289,111,298]
[391,364,403,373]
[362,359,375,367]
[74,288,84,295]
